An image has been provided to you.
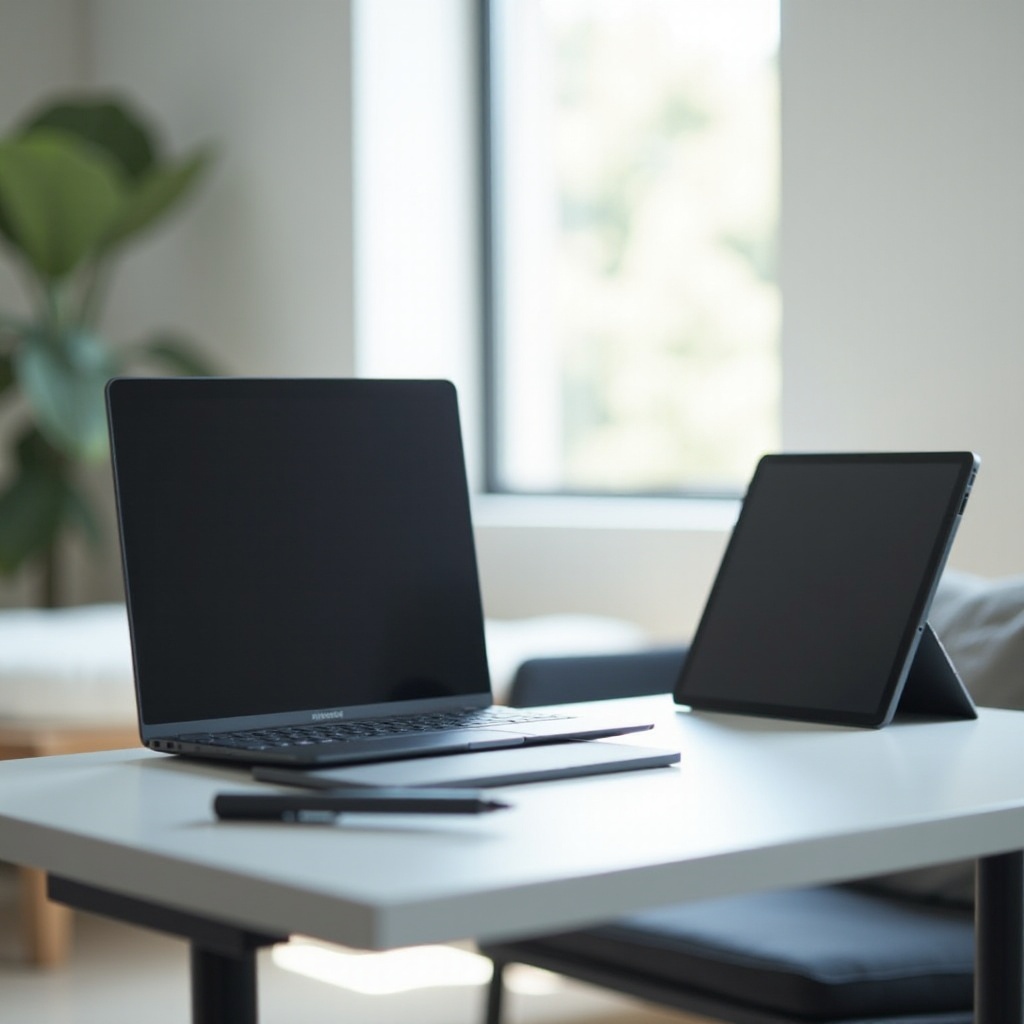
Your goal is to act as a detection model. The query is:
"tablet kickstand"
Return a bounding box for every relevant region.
[897,623,977,720]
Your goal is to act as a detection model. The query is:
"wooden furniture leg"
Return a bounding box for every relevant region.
[18,866,73,968]
[0,721,139,967]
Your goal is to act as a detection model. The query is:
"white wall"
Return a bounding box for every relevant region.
[1,0,1022,636]
[2,0,355,375]
[352,0,484,480]
[90,0,355,380]
[0,0,86,321]
[781,0,1024,577]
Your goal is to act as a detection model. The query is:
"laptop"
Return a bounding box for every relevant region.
[674,451,979,728]
[106,377,655,767]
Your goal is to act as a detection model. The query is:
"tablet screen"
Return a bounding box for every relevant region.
[674,452,978,727]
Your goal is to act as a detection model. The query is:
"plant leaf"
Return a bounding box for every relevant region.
[21,95,157,182]
[13,326,118,460]
[0,314,30,363]
[0,132,124,280]
[122,330,220,376]
[63,476,104,550]
[0,183,18,250]
[101,147,213,252]
[0,351,14,395]
[0,311,31,335]
[0,431,68,573]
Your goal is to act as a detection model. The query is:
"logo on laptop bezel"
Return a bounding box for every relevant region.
[311,709,346,721]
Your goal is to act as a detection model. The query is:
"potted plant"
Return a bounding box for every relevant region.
[0,94,217,606]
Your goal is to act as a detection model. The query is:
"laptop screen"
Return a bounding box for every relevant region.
[107,378,492,730]
[675,452,978,728]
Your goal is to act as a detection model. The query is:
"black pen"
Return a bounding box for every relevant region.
[213,787,511,823]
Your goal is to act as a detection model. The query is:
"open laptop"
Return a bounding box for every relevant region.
[106,377,654,767]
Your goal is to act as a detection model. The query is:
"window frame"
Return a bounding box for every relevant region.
[478,0,782,502]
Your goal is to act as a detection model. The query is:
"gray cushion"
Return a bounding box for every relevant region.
[929,570,1024,710]
[863,569,1024,906]
[502,886,973,1020]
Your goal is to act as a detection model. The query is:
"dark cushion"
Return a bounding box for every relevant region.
[510,646,688,707]
[501,886,973,1020]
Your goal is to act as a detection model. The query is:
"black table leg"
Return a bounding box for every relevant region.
[48,875,286,1024]
[191,943,260,1024]
[976,851,1024,1024]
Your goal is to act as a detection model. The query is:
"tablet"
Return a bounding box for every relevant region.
[674,452,979,728]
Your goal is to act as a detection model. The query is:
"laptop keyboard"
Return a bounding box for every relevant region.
[179,706,571,752]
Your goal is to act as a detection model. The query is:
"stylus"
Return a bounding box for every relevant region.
[213,788,511,822]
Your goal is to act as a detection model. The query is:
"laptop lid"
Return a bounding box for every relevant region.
[107,378,493,744]
[674,452,979,728]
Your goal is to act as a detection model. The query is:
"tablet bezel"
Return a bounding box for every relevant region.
[674,451,979,728]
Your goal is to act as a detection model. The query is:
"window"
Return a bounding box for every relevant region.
[483,0,780,496]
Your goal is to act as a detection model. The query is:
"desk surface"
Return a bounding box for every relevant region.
[1,696,1022,951]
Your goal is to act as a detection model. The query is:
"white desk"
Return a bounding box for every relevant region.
[1,696,1022,1023]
